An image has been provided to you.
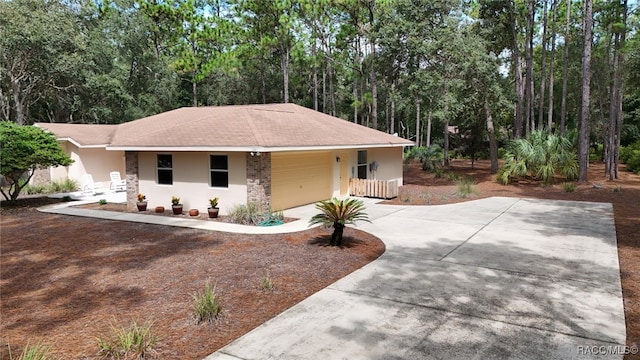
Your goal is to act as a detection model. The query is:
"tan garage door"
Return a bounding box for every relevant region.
[271,151,332,210]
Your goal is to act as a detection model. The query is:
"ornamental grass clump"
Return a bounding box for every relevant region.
[309,198,370,246]
[192,280,222,324]
[7,340,54,360]
[455,177,476,198]
[96,319,156,359]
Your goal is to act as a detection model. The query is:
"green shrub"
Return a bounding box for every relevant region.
[589,143,603,161]
[455,177,476,198]
[7,340,54,360]
[58,178,78,192]
[24,183,46,195]
[620,141,640,174]
[96,320,156,359]
[404,145,444,171]
[562,183,576,193]
[497,147,508,160]
[192,280,222,324]
[22,178,78,195]
[227,203,283,226]
[227,202,263,225]
[497,131,578,185]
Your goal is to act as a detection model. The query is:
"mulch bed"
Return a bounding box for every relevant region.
[1,159,638,359]
[0,201,384,360]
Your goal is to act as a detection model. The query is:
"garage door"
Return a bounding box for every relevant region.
[271,151,332,210]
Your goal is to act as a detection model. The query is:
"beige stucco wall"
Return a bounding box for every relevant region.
[138,151,247,214]
[330,147,404,198]
[367,147,404,185]
[49,142,125,189]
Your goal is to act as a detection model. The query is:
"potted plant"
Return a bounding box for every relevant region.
[208,197,219,218]
[136,193,148,211]
[171,196,183,215]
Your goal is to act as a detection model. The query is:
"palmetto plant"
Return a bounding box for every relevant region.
[309,198,370,246]
[404,145,444,171]
[498,131,578,185]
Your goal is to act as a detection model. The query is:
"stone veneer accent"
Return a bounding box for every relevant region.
[125,151,139,211]
[30,168,51,186]
[246,152,271,210]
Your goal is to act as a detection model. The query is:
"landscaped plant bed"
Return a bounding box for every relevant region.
[74,203,299,224]
[0,203,384,359]
[2,160,639,359]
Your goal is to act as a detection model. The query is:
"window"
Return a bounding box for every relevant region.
[210,155,229,188]
[157,154,173,185]
[357,150,367,179]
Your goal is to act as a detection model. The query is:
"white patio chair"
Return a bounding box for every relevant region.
[82,174,106,195]
[109,171,126,192]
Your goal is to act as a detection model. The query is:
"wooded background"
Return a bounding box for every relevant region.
[1,0,638,179]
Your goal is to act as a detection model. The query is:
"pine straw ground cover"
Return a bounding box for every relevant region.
[1,159,638,359]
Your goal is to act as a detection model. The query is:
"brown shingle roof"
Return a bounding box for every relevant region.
[108,104,413,150]
[35,123,117,147]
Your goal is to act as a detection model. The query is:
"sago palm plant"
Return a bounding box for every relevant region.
[309,198,370,246]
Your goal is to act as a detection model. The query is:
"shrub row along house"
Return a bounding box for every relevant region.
[36,103,413,214]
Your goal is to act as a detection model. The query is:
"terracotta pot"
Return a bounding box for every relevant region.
[208,207,219,218]
[155,206,165,213]
[189,209,199,217]
[172,205,183,215]
[136,202,148,211]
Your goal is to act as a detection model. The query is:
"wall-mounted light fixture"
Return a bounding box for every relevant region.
[250,151,261,157]
[336,156,341,163]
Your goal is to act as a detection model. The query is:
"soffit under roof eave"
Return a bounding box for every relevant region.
[58,138,109,149]
[105,143,413,152]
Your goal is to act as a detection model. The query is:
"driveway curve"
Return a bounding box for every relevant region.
[205,197,626,360]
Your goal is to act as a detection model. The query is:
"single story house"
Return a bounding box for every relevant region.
[34,123,124,188]
[38,103,413,213]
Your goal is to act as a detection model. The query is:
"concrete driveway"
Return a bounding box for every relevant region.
[205,197,626,360]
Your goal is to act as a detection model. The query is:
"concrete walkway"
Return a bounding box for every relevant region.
[39,195,627,359]
[203,197,626,360]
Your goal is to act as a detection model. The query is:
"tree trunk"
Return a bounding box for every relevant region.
[312,39,318,111]
[485,98,499,174]
[547,0,558,133]
[353,71,358,123]
[560,0,571,134]
[370,39,377,129]
[578,0,593,182]
[426,111,432,147]
[607,32,621,180]
[328,61,336,116]
[331,222,345,246]
[261,60,267,104]
[608,0,627,180]
[524,0,536,136]
[322,65,326,113]
[10,77,25,125]
[415,102,420,147]
[537,0,549,131]
[192,72,198,107]
[509,0,524,138]
[390,83,395,134]
[282,46,290,103]
[443,83,450,166]
[366,2,377,130]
